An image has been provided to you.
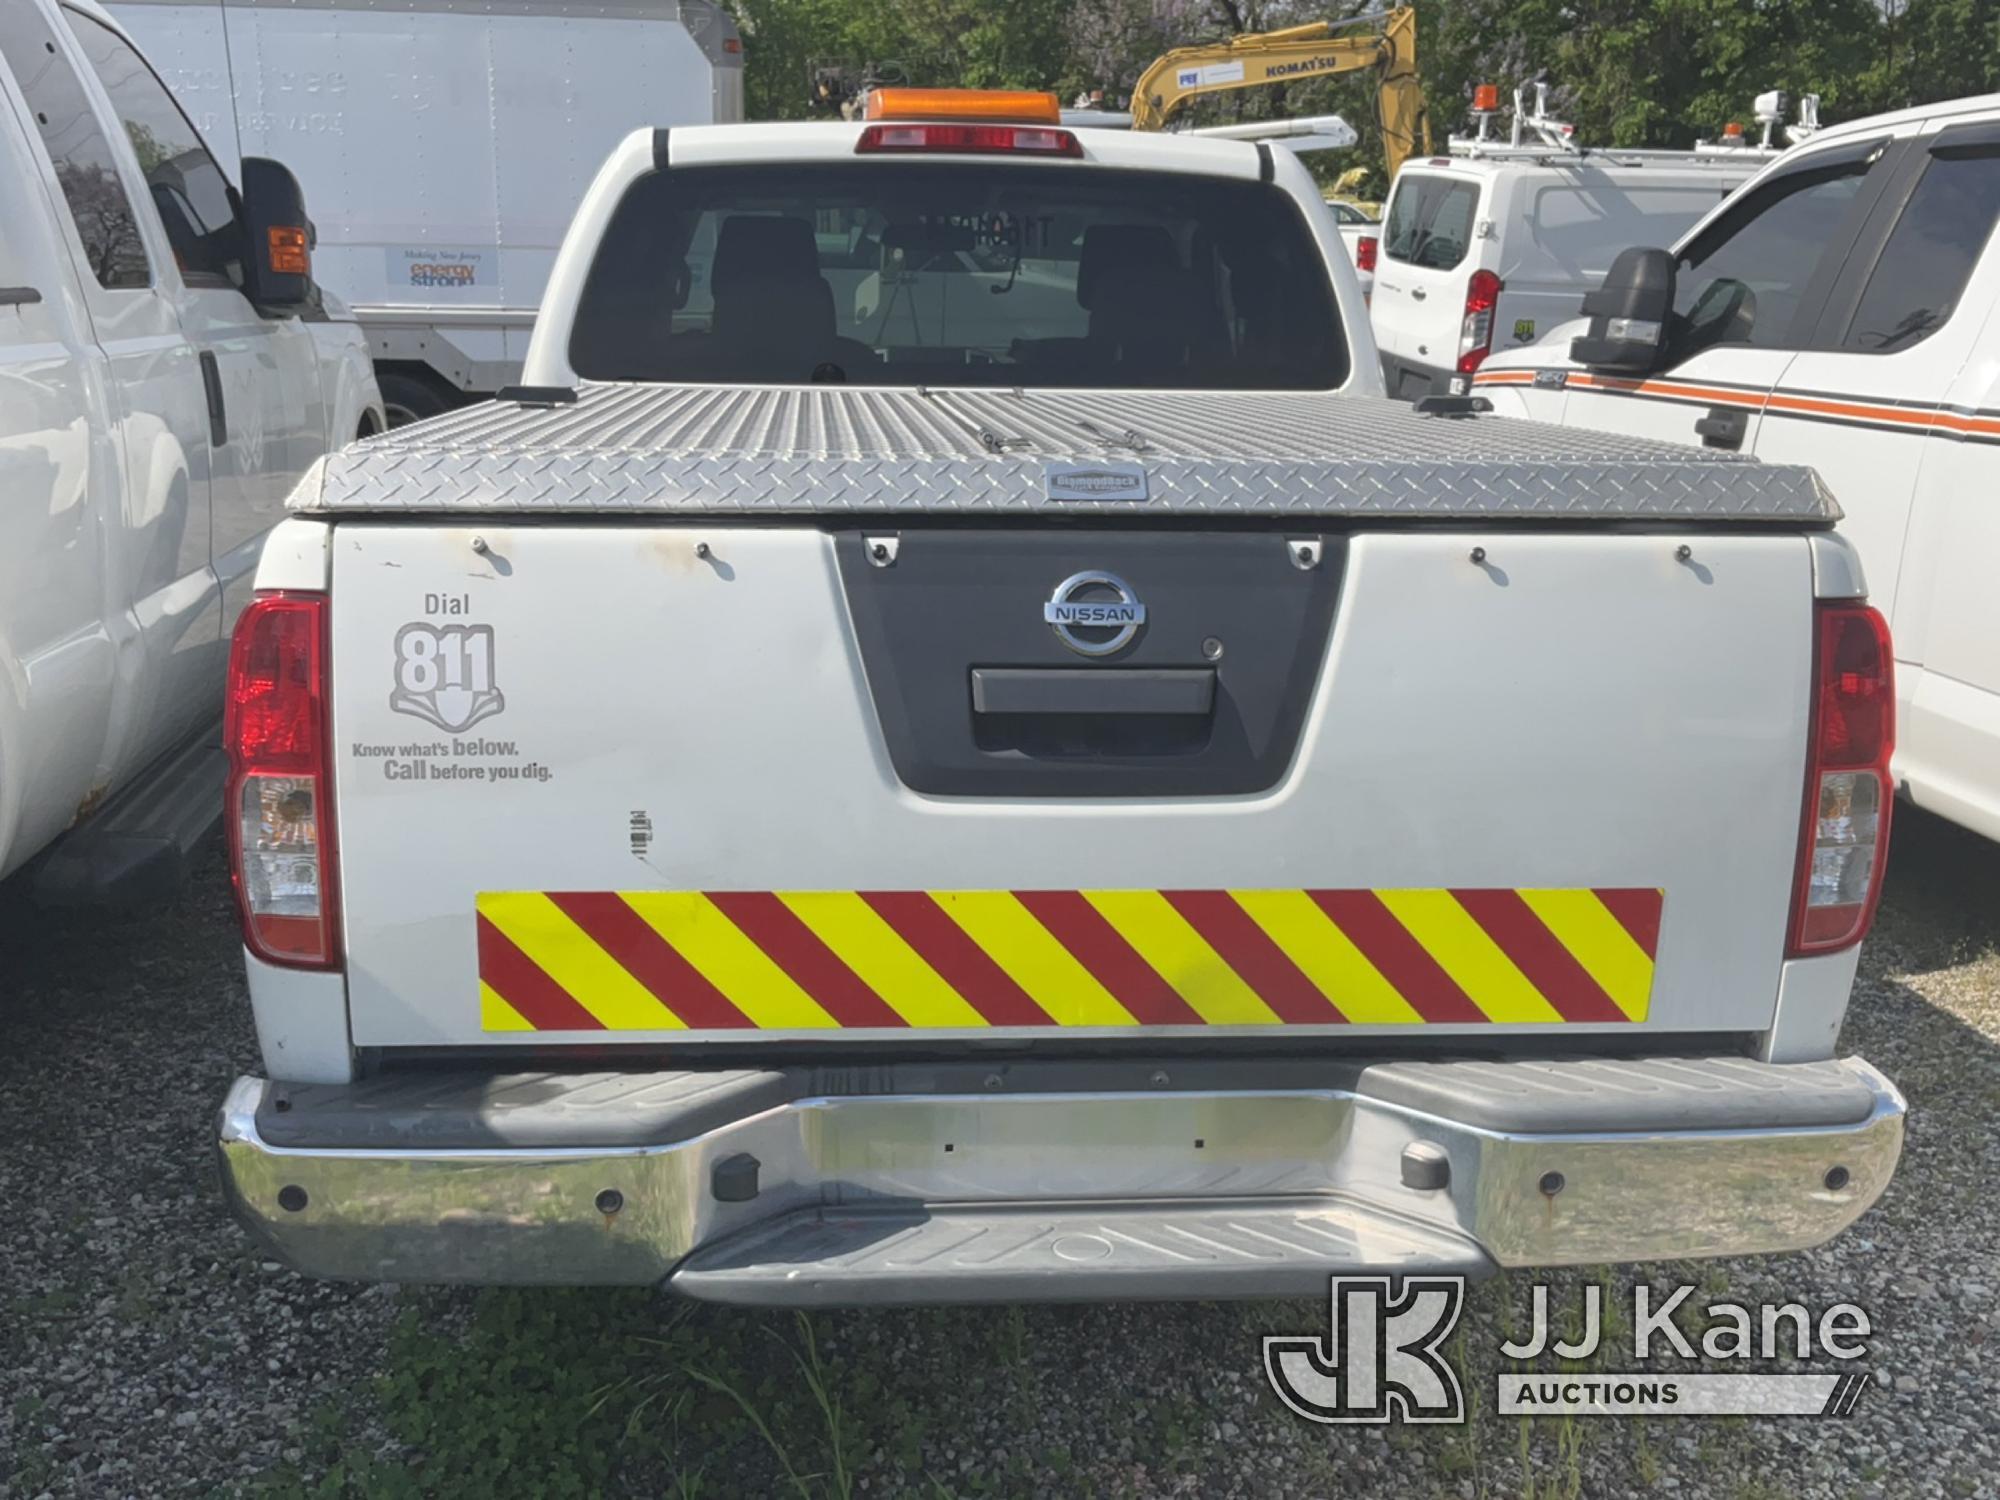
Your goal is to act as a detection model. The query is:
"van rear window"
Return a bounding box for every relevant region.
[1384,174,1479,270]
[568,163,1348,389]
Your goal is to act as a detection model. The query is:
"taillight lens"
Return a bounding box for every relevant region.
[1787,602,1894,956]
[226,592,339,968]
[1355,235,1378,272]
[855,123,1082,157]
[1457,269,1502,373]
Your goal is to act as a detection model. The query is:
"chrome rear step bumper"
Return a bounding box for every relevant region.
[217,1055,1905,1303]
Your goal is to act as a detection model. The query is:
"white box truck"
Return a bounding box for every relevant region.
[107,0,744,423]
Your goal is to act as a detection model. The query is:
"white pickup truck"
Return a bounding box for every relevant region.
[215,92,1906,1304]
[0,0,381,902]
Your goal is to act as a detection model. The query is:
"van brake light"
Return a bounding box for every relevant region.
[226,592,339,969]
[1355,235,1378,272]
[1787,602,1894,956]
[1457,269,1502,373]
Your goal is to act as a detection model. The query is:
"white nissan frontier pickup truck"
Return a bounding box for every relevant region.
[213,90,1906,1304]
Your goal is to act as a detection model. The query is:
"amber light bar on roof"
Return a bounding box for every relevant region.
[863,88,1063,125]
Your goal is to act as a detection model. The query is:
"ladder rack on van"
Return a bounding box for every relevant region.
[1445,81,1811,168]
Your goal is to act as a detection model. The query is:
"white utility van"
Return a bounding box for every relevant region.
[1477,92,2000,846]
[0,0,380,901]
[1371,87,1795,399]
[108,0,745,423]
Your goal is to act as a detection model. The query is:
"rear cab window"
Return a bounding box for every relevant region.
[1382,171,1480,270]
[568,162,1349,389]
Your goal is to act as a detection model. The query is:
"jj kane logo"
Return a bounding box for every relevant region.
[1264,1277,1467,1424]
[1262,1278,1881,1424]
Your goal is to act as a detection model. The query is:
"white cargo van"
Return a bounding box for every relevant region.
[1477,92,2000,846]
[0,0,380,900]
[107,0,745,423]
[1371,89,1782,398]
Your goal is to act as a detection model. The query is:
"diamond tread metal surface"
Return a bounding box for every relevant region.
[303,384,1839,521]
[671,1199,1492,1305]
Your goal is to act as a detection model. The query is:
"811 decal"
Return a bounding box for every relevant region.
[390,622,506,734]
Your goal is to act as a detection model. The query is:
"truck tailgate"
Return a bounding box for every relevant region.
[328,517,1814,1047]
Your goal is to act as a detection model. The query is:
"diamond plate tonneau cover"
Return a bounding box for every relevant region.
[303,383,1840,521]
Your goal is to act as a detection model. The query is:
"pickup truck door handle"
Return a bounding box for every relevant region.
[970,668,1215,717]
[1694,404,1748,451]
[198,349,227,447]
[0,285,42,308]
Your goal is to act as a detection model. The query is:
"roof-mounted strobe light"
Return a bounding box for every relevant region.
[856,88,1082,156]
[863,88,1064,125]
[1469,83,1500,144]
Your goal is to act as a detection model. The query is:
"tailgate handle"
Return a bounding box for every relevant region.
[971,668,1215,717]
[1694,404,1748,450]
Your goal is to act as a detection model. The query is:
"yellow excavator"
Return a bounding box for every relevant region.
[1129,8,1429,183]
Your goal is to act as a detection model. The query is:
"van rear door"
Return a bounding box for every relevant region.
[1371,167,1484,396]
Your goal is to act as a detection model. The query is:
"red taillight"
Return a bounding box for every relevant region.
[226,592,339,969]
[1787,602,1894,957]
[855,122,1082,157]
[1457,269,1503,374]
[1355,235,1378,272]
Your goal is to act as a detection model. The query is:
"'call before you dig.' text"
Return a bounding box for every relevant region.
[350,737,554,784]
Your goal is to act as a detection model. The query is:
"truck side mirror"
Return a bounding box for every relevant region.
[1570,246,1674,374]
[236,157,313,311]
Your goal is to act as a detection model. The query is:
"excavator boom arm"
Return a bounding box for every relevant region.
[1130,8,1429,180]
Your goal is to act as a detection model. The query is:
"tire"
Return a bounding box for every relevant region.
[376,371,458,429]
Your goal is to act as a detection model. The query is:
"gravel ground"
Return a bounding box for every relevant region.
[1,810,1996,1499]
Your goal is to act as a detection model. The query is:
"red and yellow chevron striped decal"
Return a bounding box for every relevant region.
[475,888,1663,1033]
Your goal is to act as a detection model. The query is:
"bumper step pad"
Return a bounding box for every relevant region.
[672,1200,1491,1306]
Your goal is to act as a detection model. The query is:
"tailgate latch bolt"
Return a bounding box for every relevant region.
[1470,546,1488,565]
[470,535,489,556]
[694,541,712,560]
[1289,539,1319,570]
[1675,543,1694,563]
[1400,1142,1451,1192]
[713,1153,761,1203]
[866,535,900,567]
